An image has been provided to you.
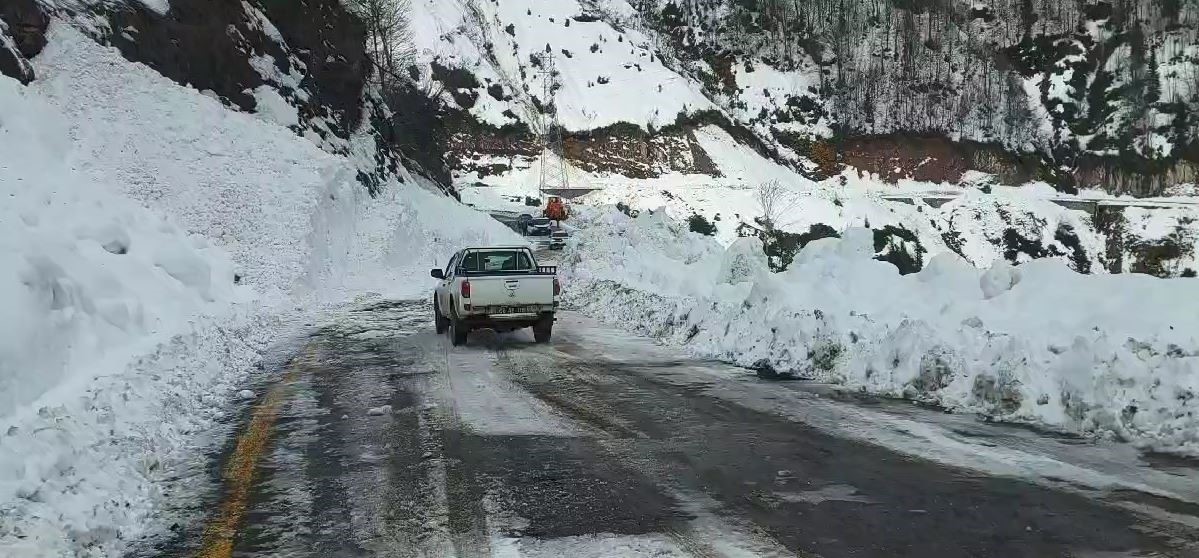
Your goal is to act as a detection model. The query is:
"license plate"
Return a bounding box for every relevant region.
[491,306,533,314]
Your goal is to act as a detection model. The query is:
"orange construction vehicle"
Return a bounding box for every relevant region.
[543,196,569,223]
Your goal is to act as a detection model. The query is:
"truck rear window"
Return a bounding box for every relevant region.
[459,250,533,272]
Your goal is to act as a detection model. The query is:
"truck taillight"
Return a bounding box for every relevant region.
[461,280,471,298]
[553,277,561,296]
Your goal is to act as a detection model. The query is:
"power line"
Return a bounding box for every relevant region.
[537,54,572,195]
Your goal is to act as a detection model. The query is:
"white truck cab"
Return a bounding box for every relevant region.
[431,246,559,345]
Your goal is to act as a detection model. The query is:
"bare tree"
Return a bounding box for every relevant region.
[755,180,797,232]
[347,0,415,91]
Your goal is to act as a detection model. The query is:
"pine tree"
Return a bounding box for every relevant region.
[1146,51,1161,105]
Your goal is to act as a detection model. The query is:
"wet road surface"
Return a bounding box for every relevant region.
[149,299,1199,558]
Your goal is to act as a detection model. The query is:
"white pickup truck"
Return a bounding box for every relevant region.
[430,246,559,346]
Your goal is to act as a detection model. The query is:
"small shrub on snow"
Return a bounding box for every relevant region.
[688,213,717,236]
[872,225,925,275]
[762,223,839,271]
[910,351,955,394]
[809,342,843,373]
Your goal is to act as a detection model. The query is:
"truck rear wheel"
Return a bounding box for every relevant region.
[434,298,448,334]
[532,314,553,344]
[450,313,469,346]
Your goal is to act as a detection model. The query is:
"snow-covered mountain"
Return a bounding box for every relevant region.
[410,0,1199,278]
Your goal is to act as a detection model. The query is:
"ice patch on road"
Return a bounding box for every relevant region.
[775,484,877,505]
[491,533,686,558]
[367,405,393,416]
[436,342,578,437]
[664,489,799,558]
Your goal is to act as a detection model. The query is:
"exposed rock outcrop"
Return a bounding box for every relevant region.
[0,0,48,84]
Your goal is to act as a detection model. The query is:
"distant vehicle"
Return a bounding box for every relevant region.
[516,213,533,233]
[544,196,569,222]
[431,247,559,345]
[549,230,569,250]
[526,217,553,236]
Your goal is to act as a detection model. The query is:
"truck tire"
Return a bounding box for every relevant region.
[532,314,553,343]
[434,298,448,334]
[450,312,469,346]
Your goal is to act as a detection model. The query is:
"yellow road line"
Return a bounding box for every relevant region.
[195,349,310,558]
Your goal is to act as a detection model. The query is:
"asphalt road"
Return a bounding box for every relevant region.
[148,300,1199,558]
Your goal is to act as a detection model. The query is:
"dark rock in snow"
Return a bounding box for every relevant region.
[102,0,268,111]
[0,31,33,84]
[258,0,368,134]
[1,0,48,57]
[0,0,47,84]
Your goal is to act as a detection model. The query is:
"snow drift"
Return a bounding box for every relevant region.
[0,23,517,557]
[561,207,1199,456]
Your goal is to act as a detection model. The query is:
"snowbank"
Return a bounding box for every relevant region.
[0,52,260,557]
[1,24,517,557]
[0,76,240,416]
[561,207,1199,455]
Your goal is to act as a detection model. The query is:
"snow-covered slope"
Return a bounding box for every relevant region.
[0,20,517,557]
[412,0,714,131]
[561,207,1199,456]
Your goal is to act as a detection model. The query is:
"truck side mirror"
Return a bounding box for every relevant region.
[430,269,445,279]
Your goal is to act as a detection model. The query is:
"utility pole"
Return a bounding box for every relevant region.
[537,54,570,196]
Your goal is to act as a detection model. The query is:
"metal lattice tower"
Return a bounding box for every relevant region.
[537,55,570,195]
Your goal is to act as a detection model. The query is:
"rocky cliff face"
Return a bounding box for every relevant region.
[4,0,447,196]
[0,0,48,84]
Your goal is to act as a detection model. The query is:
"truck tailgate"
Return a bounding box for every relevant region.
[468,275,554,309]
